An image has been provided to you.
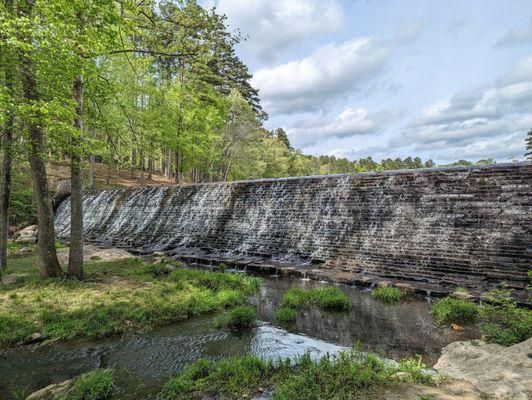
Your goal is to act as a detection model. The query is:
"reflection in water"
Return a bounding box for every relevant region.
[0,276,477,399]
[251,278,476,362]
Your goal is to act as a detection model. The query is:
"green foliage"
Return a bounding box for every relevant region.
[281,287,350,311]
[371,286,406,303]
[478,291,532,346]
[58,369,116,400]
[276,307,297,323]
[160,350,433,400]
[215,305,257,330]
[0,258,261,345]
[430,294,532,346]
[430,298,479,324]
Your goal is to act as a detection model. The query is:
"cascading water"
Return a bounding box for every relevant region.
[54,163,532,293]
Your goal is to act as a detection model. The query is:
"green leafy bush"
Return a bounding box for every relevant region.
[430,297,479,324]
[371,286,406,303]
[479,293,532,346]
[276,307,297,323]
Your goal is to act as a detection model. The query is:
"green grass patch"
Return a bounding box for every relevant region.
[281,287,350,311]
[215,305,257,330]
[160,349,433,400]
[430,294,532,346]
[430,297,479,324]
[276,307,297,323]
[371,286,406,303]
[0,257,261,346]
[58,369,116,400]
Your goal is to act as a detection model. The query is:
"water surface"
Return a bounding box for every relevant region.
[0,276,477,399]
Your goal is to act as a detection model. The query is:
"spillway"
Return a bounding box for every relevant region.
[54,162,531,295]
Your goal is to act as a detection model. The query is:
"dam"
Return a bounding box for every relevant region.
[54,162,531,296]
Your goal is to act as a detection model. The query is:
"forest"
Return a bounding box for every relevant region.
[0,0,508,279]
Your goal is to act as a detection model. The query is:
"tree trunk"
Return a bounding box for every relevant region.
[19,32,62,277]
[139,150,144,185]
[87,129,95,190]
[68,74,84,279]
[174,151,181,184]
[130,148,136,178]
[0,61,14,272]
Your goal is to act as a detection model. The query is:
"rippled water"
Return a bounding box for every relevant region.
[0,276,477,399]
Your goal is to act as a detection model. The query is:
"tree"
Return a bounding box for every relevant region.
[0,0,15,273]
[17,0,63,277]
[526,129,532,161]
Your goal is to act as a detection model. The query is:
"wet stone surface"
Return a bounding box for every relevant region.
[54,163,531,297]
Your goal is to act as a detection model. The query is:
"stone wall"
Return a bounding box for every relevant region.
[54,163,531,293]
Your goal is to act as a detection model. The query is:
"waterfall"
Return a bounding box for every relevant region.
[54,163,531,291]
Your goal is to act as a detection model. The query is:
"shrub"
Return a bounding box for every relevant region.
[372,286,406,303]
[313,287,351,310]
[430,297,479,324]
[276,307,297,323]
[61,369,116,400]
[280,288,310,308]
[479,294,532,346]
[216,306,257,330]
[281,287,350,311]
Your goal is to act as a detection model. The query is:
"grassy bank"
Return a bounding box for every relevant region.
[0,257,260,346]
[160,349,433,400]
[430,291,532,346]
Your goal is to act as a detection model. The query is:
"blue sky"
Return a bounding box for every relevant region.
[203,0,532,163]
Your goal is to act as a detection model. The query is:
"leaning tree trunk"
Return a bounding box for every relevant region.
[20,43,62,277]
[0,65,14,272]
[67,74,84,279]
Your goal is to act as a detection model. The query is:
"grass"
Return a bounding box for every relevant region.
[276,307,297,323]
[215,305,257,330]
[430,293,532,346]
[159,349,433,400]
[281,287,350,311]
[371,286,406,303]
[0,257,261,346]
[430,298,479,324]
[58,369,116,400]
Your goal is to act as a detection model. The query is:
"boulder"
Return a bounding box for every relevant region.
[24,332,45,344]
[434,338,532,399]
[15,246,33,256]
[56,244,135,265]
[14,225,38,243]
[1,273,29,285]
[25,379,74,400]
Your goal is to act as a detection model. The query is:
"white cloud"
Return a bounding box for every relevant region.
[496,16,532,47]
[391,54,532,161]
[215,0,345,63]
[252,37,391,114]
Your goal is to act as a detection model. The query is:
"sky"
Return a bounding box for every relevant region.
[202,0,532,164]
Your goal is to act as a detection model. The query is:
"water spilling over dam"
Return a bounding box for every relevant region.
[54,163,531,295]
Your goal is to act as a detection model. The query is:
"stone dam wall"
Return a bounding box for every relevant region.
[54,162,531,294]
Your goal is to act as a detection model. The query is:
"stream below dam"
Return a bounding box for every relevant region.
[0,274,479,399]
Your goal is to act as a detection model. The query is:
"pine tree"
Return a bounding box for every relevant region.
[526,129,532,161]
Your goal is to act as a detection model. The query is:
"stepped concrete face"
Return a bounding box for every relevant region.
[54,163,531,294]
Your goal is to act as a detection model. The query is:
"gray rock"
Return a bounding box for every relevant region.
[25,332,45,344]
[14,225,38,243]
[15,246,33,255]
[1,273,28,285]
[56,245,135,266]
[434,338,532,399]
[25,379,74,400]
